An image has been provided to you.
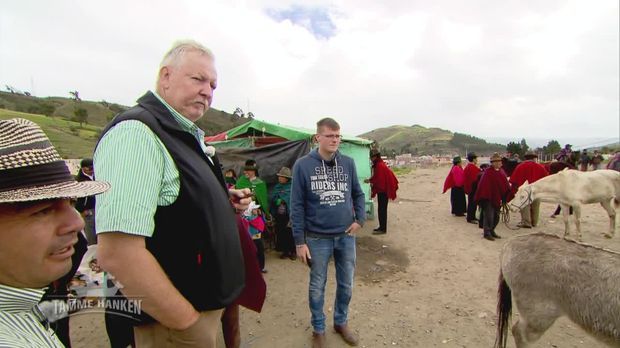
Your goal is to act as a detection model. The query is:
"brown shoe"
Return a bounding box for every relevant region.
[334,324,359,346]
[312,332,327,348]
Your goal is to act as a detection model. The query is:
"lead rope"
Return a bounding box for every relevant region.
[501,203,521,230]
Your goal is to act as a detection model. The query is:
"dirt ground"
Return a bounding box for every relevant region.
[70,166,620,348]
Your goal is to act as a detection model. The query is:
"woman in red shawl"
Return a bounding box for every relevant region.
[365,149,399,234]
[474,153,510,241]
[443,156,466,217]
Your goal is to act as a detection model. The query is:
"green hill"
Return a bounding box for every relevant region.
[360,124,505,156]
[1,91,506,158]
[0,91,249,133]
[0,108,101,159]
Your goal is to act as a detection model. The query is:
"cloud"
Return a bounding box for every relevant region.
[1,0,617,144]
[266,5,336,40]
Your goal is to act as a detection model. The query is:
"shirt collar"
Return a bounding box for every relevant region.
[0,284,46,313]
[152,91,209,155]
[152,91,198,131]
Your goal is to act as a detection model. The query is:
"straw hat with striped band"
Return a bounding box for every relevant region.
[0,118,110,203]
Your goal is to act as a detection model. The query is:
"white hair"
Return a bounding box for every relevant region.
[159,40,214,69]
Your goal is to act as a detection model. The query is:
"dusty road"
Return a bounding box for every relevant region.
[71,166,620,347]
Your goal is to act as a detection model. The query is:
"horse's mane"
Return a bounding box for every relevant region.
[515,232,620,255]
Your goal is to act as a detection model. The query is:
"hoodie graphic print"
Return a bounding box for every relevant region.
[290,149,366,245]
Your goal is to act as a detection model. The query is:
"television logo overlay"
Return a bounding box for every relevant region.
[38,257,143,323]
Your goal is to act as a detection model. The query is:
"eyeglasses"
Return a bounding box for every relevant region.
[320,134,342,140]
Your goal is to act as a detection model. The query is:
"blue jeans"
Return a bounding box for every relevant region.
[306,234,356,333]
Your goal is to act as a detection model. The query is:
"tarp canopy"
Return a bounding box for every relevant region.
[208,119,375,218]
[206,119,373,146]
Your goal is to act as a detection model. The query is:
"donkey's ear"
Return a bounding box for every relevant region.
[523,180,529,186]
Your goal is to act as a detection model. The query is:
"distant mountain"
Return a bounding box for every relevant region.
[485,136,620,151]
[359,124,505,156]
[0,91,249,135]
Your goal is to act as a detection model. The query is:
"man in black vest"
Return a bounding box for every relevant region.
[94,40,252,347]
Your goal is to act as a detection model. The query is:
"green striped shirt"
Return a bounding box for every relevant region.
[0,285,64,347]
[94,91,209,237]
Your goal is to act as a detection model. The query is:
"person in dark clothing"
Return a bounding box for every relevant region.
[271,167,295,259]
[365,149,399,234]
[75,158,97,245]
[463,152,481,223]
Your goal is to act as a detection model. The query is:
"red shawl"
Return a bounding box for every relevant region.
[509,161,548,195]
[234,215,266,312]
[474,167,510,208]
[463,163,480,194]
[369,158,399,200]
[442,165,465,193]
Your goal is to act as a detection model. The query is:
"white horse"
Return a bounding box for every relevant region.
[495,233,620,348]
[508,169,620,240]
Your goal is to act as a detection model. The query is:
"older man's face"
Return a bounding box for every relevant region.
[0,199,83,288]
[159,51,217,122]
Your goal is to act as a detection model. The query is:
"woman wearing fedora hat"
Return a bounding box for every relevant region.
[236,159,270,220]
[270,167,295,259]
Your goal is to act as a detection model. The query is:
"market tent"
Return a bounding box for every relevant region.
[206,119,375,218]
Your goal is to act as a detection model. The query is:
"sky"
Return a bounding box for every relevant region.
[1,0,619,148]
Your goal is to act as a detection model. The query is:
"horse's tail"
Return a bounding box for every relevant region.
[494,269,512,348]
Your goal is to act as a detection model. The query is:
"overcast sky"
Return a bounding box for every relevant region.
[1,0,618,147]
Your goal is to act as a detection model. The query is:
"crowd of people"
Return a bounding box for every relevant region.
[443,143,620,241]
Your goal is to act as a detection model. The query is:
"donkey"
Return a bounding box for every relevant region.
[495,233,620,348]
[508,169,620,240]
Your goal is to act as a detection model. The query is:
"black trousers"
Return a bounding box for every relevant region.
[105,290,135,348]
[377,192,388,231]
[480,200,500,235]
[450,187,466,215]
[466,191,477,221]
[254,238,265,270]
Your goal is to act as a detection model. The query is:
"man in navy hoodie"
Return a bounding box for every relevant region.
[291,117,366,348]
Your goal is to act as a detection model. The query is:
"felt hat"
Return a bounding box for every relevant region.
[0,118,110,203]
[276,167,292,178]
[524,151,538,159]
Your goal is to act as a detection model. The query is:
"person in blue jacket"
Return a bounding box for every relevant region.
[290,117,366,348]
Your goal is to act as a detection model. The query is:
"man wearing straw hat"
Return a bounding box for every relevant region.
[94,40,252,347]
[0,118,110,347]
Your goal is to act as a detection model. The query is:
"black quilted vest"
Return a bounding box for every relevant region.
[99,91,244,323]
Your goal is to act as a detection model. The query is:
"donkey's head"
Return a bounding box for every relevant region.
[508,181,532,212]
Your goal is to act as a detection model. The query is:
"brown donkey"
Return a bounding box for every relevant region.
[495,233,620,348]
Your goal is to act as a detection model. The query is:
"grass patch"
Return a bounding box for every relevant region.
[0,108,101,159]
[392,166,413,176]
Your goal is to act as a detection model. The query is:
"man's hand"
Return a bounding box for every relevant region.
[345,222,362,235]
[296,244,312,266]
[229,188,253,212]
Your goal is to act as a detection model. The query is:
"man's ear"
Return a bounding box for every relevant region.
[158,66,171,89]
